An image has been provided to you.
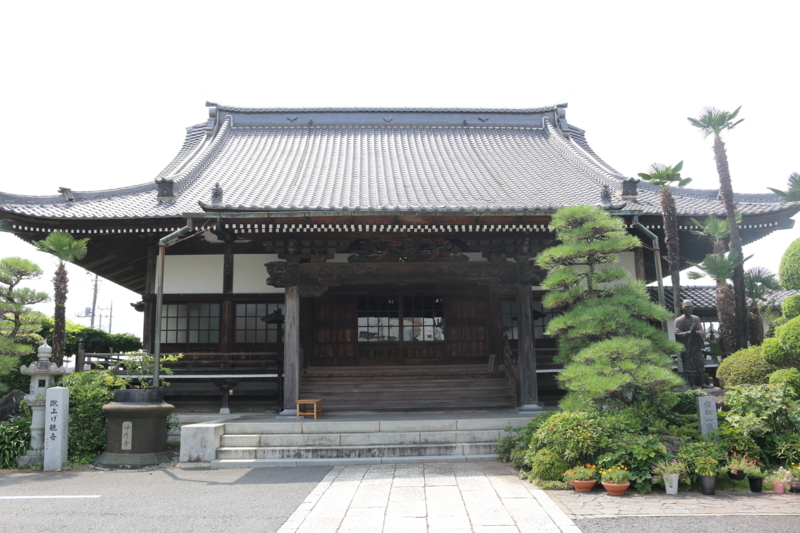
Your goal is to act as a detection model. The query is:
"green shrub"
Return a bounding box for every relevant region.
[724,384,800,442]
[769,368,800,398]
[717,346,778,387]
[527,449,570,481]
[782,294,800,320]
[0,415,30,469]
[496,411,557,467]
[769,432,800,464]
[58,370,127,463]
[779,238,800,290]
[530,411,605,464]
[673,389,709,416]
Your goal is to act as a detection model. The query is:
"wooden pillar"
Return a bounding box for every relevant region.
[516,283,541,410]
[280,285,301,416]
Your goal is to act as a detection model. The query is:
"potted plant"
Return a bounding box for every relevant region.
[768,467,792,494]
[726,452,748,481]
[599,465,630,496]
[790,463,800,493]
[741,457,764,493]
[651,458,688,495]
[563,464,597,492]
[694,455,718,495]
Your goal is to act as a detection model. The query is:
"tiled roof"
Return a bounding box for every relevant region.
[648,286,800,311]
[0,106,794,220]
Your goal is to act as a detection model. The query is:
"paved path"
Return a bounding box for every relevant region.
[277,462,580,533]
[550,487,800,518]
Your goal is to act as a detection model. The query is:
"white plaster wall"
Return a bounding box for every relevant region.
[164,255,223,294]
[233,254,285,294]
[618,251,638,280]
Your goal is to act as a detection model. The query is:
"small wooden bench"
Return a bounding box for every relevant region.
[296,399,322,420]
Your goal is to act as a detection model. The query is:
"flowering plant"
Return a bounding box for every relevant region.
[726,452,750,474]
[600,465,630,484]
[741,457,763,478]
[769,467,793,483]
[650,459,689,485]
[563,464,597,482]
[790,463,800,479]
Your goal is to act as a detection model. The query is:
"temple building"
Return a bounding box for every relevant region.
[1,103,797,414]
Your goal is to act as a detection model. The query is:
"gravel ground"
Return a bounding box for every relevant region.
[576,515,800,533]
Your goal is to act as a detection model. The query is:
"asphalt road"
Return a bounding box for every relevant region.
[0,466,331,533]
[576,515,800,533]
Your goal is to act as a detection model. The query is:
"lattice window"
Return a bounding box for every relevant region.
[235,302,285,344]
[357,296,444,342]
[160,303,220,344]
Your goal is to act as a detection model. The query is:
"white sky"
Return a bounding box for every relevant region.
[1,0,798,336]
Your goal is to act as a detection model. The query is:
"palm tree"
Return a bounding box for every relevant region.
[744,266,782,346]
[638,161,692,316]
[688,106,748,352]
[690,212,742,256]
[33,232,89,366]
[688,250,750,357]
[768,172,800,204]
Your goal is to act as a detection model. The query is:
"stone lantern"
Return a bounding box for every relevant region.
[18,341,67,466]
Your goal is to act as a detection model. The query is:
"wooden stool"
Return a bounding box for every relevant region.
[296,399,322,420]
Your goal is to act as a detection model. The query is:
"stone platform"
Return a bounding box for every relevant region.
[179,410,537,468]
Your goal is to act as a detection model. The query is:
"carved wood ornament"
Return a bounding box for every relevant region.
[347,237,468,263]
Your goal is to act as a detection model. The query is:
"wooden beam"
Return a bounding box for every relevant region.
[281,285,300,416]
[516,283,541,410]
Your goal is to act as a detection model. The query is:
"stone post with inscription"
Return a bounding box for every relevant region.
[44,387,69,471]
[18,342,67,467]
[697,396,719,439]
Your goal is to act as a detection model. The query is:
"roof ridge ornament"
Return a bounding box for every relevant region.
[211,183,223,204]
[58,187,74,202]
[621,177,639,199]
[556,107,570,138]
[597,185,627,210]
[205,102,218,136]
[155,178,175,201]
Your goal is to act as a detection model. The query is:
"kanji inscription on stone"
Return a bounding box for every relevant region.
[121,421,133,451]
[697,396,718,439]
[44,387,69,471]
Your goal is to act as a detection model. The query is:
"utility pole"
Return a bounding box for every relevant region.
[89,274,99,329]
[108,301,113,333]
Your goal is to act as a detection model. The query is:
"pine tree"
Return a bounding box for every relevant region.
[536,205,683,409]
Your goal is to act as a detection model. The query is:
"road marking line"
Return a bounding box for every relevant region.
[0,495,102,500]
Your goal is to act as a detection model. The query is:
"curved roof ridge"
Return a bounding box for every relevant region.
[155,123,208,180]
[174,117,232,196]
[213,103,563,114]
[542,117,628,193]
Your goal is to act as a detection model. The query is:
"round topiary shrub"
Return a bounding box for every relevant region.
[780,238,800,290]
[717,346,778,387]
[763,337,789,366]
[527,448,571,481]
[530,410,604,463]
[775,316,800,363]
[769,368,800,398]
[782,294,800,321]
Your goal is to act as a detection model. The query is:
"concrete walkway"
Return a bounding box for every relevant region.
[277,462,580,533]
[551,488,800,518]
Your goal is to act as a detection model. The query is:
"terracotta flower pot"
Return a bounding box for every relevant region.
[601,481,630,496]
[773,481,785,494]
[571,480,597,492]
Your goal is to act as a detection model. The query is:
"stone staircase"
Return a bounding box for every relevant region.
[190,414,534,468]
[298,365,516,411]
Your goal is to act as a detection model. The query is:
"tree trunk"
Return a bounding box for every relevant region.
[661,188,682,316]
[749,304,765,346]
[716,282,737,357]
[52,262,68,366]
[713,135,748,351]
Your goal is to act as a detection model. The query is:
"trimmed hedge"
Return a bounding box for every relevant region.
[769,368,800,398]
[528,448,570,481]
[783,294,800,321]
[779,238,800,290]
[717,346,778,387]
[764,317,800,368]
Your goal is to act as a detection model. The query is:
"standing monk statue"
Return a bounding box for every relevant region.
[674,299,708,388]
